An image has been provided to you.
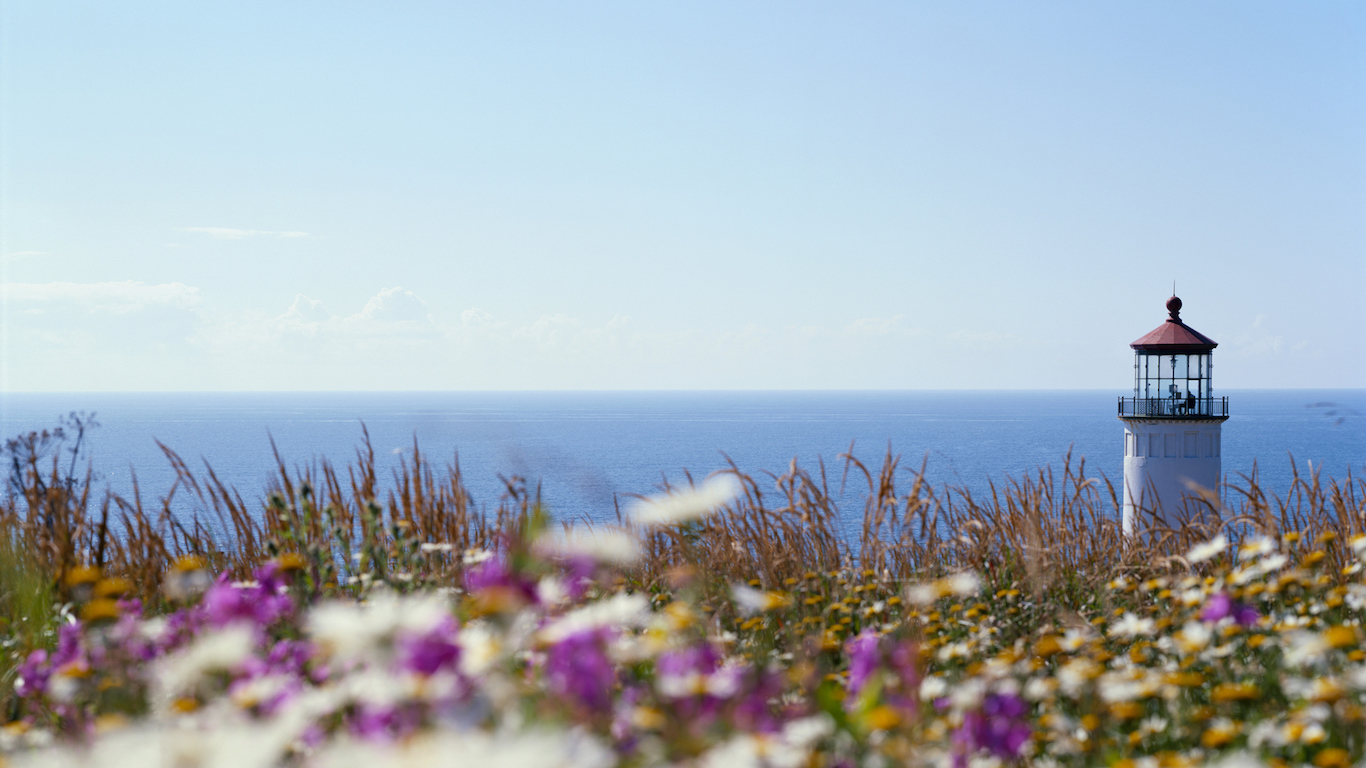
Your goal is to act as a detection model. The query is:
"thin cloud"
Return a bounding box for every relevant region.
[182,227,310,240]
[1,281,202,312]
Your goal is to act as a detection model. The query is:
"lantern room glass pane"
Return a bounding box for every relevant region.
[1127,350,1220,417]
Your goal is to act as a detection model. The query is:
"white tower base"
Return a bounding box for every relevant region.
[1121,418,1224,536]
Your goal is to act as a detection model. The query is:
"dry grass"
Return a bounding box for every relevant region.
[2,417,1362,612]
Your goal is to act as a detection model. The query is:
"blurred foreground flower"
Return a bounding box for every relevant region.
[628,474,743,526]
[732,583,791,615]
[1200,592,1260,626]
[534,526,641,566]
[1187,533,1227,563]
[954,693,1031,766]
[905,571,981,606]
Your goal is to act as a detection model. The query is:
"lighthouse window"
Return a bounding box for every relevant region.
[1131,351,1216,415]
[1149,434,1159,457]
[1184,433,1197,458]
[1164,434,1178,457]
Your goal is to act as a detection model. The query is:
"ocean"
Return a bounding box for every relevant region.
[1,390,1362,538]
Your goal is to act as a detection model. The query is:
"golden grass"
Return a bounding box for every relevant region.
[2,418,1360,616]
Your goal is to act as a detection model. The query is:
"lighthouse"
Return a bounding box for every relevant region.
[1119,295,1229,535]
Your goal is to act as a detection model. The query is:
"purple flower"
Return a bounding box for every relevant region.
[1201,592,1233,622]
[884,639,920,713]
[654,643,727,727]
[202,573,293,628]
[156,607,206,654]
[52,623,83,668]
[237,638,313,679]
[351,703,422,741]
[15,650,50,699]
[544,629,617,715]
[13,624,89,705]
[1232,603,1261,627]
[463,558,538,603]
[656,643,720,681]
[610,685,645,746]
[397,617,461,676]
[732,668,782,733]
[954,693,1032,765]
[845,630,880,697]
[268,639,313,672]
[563,556,596,601]
[1201,592,1260,626]
[228,673,300,716]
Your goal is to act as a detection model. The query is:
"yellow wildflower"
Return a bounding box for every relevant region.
[80,598,121,624]
[276,552,307,571]
[1211,682,1259,703]
[1200,719,1238,748]
[1313,749,1351,768]
[1323,626,1358,649]
[94,577,132,599]
[65,565,100,588]
[865,706,901,731]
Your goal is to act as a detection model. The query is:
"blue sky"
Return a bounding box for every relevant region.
[2,2,1363,390]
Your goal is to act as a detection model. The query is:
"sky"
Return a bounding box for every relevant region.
[2,2,1363,391]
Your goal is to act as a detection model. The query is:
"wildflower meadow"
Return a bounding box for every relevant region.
[2,418,1364,768]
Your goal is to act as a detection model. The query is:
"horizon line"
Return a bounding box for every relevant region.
[3,387,1363,396]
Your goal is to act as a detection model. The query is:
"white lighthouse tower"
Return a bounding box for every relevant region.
[1119,295,1229,536]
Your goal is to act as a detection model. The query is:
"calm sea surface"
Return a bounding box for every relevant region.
[2,391,1362,539]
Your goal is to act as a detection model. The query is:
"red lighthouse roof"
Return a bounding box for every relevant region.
[1130,296,1218,353]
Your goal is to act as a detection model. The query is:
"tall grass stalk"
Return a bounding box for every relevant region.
[1,420,1361,621]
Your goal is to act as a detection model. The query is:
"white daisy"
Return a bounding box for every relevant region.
[1186,534,1226,563]
[628,474,743,526]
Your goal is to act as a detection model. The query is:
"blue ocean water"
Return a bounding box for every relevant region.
[1,391,1362,537]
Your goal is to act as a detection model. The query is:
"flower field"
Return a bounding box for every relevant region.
[2,420,1364,767]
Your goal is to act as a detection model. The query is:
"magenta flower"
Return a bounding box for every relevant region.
[654,643,728,727]
[1233,604,1261,627]
[236,638,313,681]
[954,693,1032,765]
[103,603,157,663]
[202,572,293,628]
[884,639,920,713]
[544,629,617,715]
[656,643,720,682]
[1200,592,1233,621]
[351,703,422,741]
[611,685,645,745]
[156,606,206,654]
[732,668,782,733]
[227,673,300,716]
[463,557,538,603]
[14,650,51,699]
[562,556,596,600]
[397,617,461,676]
[845,630,880,697]
[1201,592,1260,626]
[52,623,83,669]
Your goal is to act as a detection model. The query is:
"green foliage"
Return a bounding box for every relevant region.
[0,522,60,721]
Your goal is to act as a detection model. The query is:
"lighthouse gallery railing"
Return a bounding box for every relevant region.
[1117,396,1228,419]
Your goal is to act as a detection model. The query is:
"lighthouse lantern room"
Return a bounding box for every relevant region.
[1119,296,1229,535]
